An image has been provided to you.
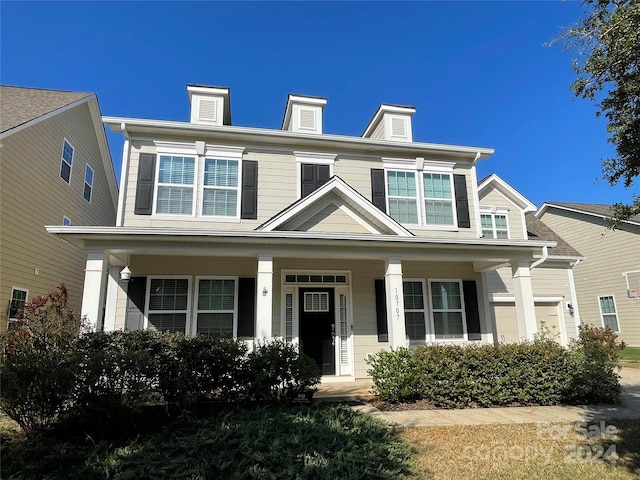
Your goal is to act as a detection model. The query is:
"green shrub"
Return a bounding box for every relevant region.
[247,339,321,402]
[566,323,625,404]
[0,285,81,438]
[366,348,422,403]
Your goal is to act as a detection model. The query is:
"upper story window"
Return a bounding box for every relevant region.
[296,152,335,199]
[83,165,94,202]
[386,169,457,227]
[598,295,619,332]
[60,139,74,183]
[156,155,196,215]
[202,159,239,216]
[481,213,509,239]
[62,216,71,226]
[7,287,28,325]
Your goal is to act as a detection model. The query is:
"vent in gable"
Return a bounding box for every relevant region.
[198,98,218,123]
[391,117,407,138]
[299,108,316,130]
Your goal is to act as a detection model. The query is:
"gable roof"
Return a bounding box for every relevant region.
[256,176,414,236]
[0,85,91,134]
[537,202,640,227]
[477,173,537,212]
[525,213,582,258]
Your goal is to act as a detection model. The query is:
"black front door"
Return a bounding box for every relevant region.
[299,288,335,375]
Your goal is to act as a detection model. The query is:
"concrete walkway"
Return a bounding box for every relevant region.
[317,368,640,428]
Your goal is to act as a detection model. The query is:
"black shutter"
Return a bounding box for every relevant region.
[134,153,156,215]
[463,280,481,341]
[301,164,331,198]
[375,279,388,342]
[125,276,147,331]
[237,277,256,337]
[371,169,386,212]
[453,174,470,228]
[241,160,258,220]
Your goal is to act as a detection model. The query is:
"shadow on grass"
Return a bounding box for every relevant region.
[2,405,414,480]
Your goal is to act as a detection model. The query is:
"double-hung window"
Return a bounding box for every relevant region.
[430,280,465,340]
[423,173,454,225]
[8,287,27,323]
[403,281,426,344]
[385,166,457,227]
[83,165,94,202]
[60,139,74,183]
[481,213,509,239]
[598,295,619,332]
[156,155,195,215]
[195,278,237,337]
[387,171,419,224]
[147,278,190,333]
[202,158,239,217]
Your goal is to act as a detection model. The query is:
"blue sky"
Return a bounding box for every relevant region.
[2,1,635,208]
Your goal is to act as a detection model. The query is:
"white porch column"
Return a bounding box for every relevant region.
[385,257,407,348]
[103,265,120,332]
[511,259,537,341]
[81,250,107,332]
[256,255,273,339]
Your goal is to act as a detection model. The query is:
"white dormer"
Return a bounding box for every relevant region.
[187,84,231,126]
[282,94,327,134]
[362,104,416,142]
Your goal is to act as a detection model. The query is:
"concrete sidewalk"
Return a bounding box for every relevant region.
[320,368,640,428]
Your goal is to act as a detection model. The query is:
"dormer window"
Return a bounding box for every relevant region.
[282,95,327,134]
[187,85,231,126]
[479,207,510,239]
[362,104,415,142]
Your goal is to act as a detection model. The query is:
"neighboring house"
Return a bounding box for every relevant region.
[478,175,583,345]
[0,86,118,330]
[48,85,579,380]
[537,202,640,346]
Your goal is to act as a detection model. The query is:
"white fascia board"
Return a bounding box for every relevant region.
[102,116,495,160]
[537,203,640,226]
[477,174,536,212]
[257,176,413,236]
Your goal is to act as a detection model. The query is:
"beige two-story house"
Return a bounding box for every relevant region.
[537,202,640,346]
[1,86,118,330]
[49,85,580,379]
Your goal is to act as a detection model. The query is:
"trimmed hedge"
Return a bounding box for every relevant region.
[368,325,625,407]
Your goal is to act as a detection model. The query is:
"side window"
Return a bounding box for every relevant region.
[430,280,465,340]
[60,139,74,183]
[403,281,426,344]
[598,295,619,332]
[481,213,509,239]
[84,165,94,202]
[8,287,28,324]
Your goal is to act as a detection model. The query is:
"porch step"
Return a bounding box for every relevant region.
[314,379,376,403]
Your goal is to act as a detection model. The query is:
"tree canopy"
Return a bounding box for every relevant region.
[557,0,640,223]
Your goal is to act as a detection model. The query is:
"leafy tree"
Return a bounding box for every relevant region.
[556,0,640,223]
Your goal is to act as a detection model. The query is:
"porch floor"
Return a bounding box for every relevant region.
[314,378,375,402]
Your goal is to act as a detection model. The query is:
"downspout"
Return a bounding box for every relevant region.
[115,122,130,227]
[530,245,549,269]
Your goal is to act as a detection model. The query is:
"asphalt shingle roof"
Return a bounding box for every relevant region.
[545,201,640,223]
[525,213,582,258]
[0,85,91,134]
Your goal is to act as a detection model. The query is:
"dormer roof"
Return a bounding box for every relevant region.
[362,104,416,142]
[281,94,327,134]
[187,84,232,126]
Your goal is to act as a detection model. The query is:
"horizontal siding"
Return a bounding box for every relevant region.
[540,210,640,346]
[291,204,369,233]
[478,188,527,240]
[0,103,116,328]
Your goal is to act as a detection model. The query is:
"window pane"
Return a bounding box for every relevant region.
[389,198,419,223]
[496,230,509,239]
[9,289,27,318]
[285,293,294,343]
[403,281,424,310]
[202,189,237,216]
[431,282,462,310]
[602,314,619,331]
[60,162,71,183]
[387,171,416,197]
[425,200,454,225]
[599,296,616,314]
[495,215,507,229]
[157,186,193,214]
[149,279,188,310]
[434,312,464,339]
[480,215,493,229]
[197,313,233,337]
[83,184,92,202]
[85,166,94,185]
[148,313,186,333]
[158,156,195,185]
[405,311,426,341]
[62,141,73,164]
[198,279,235,310]
[204,159,238,187]
[424,173,451,199]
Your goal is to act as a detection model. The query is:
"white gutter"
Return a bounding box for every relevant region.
[530,245,549,269]
[115,123,130,227]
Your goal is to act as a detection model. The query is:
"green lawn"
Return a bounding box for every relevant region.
[620,347,640,361]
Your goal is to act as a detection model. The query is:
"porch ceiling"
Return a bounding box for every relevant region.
[47,226,555,266]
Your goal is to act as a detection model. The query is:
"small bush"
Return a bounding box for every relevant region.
[367,348,422,403]
[247,339,321,402]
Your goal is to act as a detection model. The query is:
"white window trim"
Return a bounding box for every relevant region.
[422,171,458,228]
[385,169,421,227]
[403,278,428,345]
[428,279,468,342]
[193,276,239,338]
[153,153,198,217]
[598,294,620,332]
[62,216,71,226]
[84,164,94,203]
[295,151,336,199]
[8,287,28,323]
[281,287,299,345]
[479,209,510,239]
[200,157,242,220]
[60,138,74,184]
[144,276,192,334]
